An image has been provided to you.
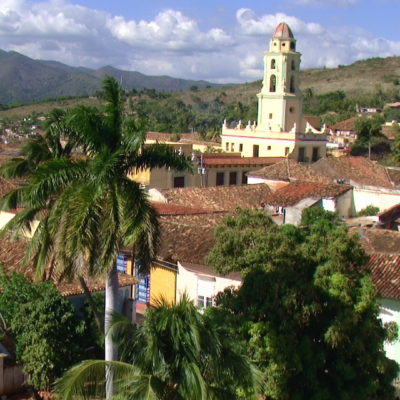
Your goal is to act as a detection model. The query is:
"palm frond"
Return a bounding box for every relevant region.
[56,360,154,400]
[0,158,31,178]
[127,143,193,174]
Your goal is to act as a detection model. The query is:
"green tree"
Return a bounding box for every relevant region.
[391,124,400,164]
[0,270,84,391]
[0,77,192,389]
[207,208,398,400]
[56,295,258,400]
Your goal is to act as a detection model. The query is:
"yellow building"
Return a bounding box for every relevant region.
[221,22,327,163]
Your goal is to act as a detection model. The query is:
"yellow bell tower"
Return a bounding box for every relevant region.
[257,22,304,133]
[220,22,326,162]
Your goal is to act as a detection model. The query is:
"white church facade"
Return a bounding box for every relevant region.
[221,22,327,163]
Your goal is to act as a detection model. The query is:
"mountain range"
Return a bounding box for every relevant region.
[0,49,220,106]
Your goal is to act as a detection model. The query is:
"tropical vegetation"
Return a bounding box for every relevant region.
[57,295,258,400]
[0,76,192,376]
[206,208,398,400]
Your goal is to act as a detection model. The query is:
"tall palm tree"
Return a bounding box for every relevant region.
[0,77,192,378]
[56,295,259,400]
[0,108,104,331]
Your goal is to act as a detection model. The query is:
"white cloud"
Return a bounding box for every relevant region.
[107,10,233,51]
[0,2,398,84]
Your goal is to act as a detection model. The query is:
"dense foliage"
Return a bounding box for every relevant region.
[57,295,258,400]
[207,208,398,400]
[0,270,84,390]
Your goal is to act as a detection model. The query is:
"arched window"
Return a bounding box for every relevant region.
[270,75,276,92]
[271,59,276,69]
[290,76,295,93]
[291,60,296,71]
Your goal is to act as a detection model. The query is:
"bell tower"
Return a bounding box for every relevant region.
[256,22,304,134]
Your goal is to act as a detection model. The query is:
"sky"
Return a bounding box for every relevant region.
[0,0,399,83]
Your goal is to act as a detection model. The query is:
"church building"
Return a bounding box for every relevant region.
[221,22,327,163]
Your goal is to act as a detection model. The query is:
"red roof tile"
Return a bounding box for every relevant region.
[0,236,137,296]
[273,23,294,39]
[368,253,400,300]
[305,115,321,131]
[159,213,224,265]
[262,181,352,207]
[152,202,217,216]
[248,159,331,183]
[311,157,395,188]
[0,177,18,197]
[330,117,358,132]
[160,184,271,212]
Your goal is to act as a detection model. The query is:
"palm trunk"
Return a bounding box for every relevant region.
[105,264,120,398]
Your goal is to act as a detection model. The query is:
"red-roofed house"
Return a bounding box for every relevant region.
[311,157,400,214]
[261,181,353,225]
[354,227,400,364]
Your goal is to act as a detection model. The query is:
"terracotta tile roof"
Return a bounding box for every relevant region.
[262,181,352,207]
[352,227,400,254]
[382,124,399,140]
[160,184,271,212]
[273,22,294,39]
[386,168,400,186]
[0,236,137,296]
[0,177,18,197]
[248,159,331,183]
[153,202,217,216]
[202,156,284,166]
[159,213,224,265]
[305,115,321,130]
[330,117,358,132]
[368,253,400,300]
[311,157,395,188]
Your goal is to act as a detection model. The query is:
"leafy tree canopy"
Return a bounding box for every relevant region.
[0,269,85,390]
[207,208,398,400]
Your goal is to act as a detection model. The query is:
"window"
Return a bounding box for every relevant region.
[290,42,295,50]
[197,277,215,309]
[269,113,273,119]
[285,147,290,156]
[270,75,276,92]
[231,143,234,152]
[225,142,229,151]
[173,176,185,188]
[267,146,271,150]
[289,107,295,113]
[291,60,296,71]
[290,76,295,93]
[298,147,306,162]
[239,143,243,152]
[271,59,276,69]
[216,171,225,186]
[229,171,237,185]
[253,145,259,158]
[242,172,248,185]
[312,147,320,162]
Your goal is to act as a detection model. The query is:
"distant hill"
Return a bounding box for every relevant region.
[0,49,220,106]
[1,48,400,111]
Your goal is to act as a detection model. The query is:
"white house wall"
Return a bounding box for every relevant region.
[176,261,241,305]
[333,189,354,218]
[378,298,400,366]
[353,187,400,214]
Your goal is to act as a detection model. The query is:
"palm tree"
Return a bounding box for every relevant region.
[56,295,258,400]
[0,77,192,379]
[0,108,104,331]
